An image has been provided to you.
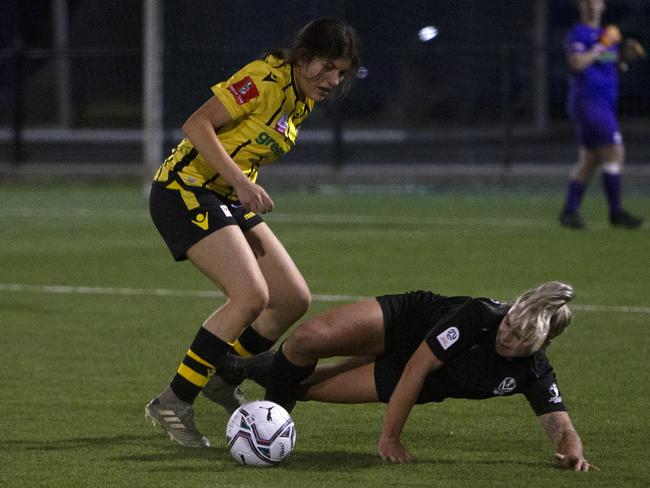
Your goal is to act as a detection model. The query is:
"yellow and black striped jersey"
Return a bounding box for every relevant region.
[153,54,314,200]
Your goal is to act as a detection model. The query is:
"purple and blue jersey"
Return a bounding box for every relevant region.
[565,23,622,149]
[565,23,619,102]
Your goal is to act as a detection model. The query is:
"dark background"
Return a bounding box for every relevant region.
[1,0,649,166]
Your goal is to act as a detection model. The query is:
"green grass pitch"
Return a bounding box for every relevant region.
[1,182,648,487]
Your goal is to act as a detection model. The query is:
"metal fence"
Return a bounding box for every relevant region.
[1,0,649,172]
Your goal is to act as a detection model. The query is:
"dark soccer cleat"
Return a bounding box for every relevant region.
[609,210,643,229]
[215,351,275,388]
[201,375,247,414]
[559,211,585,229]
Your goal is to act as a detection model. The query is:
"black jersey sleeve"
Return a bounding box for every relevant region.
[522,371,567,416]
[424,299,489,363]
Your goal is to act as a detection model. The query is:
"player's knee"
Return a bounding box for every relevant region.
[289,282,311,319]
[273,280,311,323]
[288,318,329,359]
[232,285,270,323]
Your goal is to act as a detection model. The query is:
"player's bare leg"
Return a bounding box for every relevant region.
[203,223,311,411]
[147,226,269,444]
[264,299,386,411]
[301,362,380,403]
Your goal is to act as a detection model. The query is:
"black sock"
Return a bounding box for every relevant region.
[233,326,275,356]
[169,326,231,404]
[264,344,316,412]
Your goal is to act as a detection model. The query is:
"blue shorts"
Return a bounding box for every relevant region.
[567,96,622,149]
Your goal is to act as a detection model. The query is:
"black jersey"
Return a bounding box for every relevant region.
[376,291,566,416]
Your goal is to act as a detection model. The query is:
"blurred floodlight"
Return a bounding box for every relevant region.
[418,26,439,42]
[357,66,368,79]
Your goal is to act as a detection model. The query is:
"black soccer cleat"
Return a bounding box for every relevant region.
[559,211,585,229]
[215,351,276,388]
[609,210,643,229]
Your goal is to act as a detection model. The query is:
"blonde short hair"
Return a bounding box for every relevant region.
[507,282,574,351]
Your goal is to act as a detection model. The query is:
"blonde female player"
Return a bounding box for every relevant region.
[225,282,598,471]
[145,18,361,447]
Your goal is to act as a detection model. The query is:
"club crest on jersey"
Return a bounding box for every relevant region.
[436,326,460,350]
[493,377,516,395]
[228,76,259,105]
[274,112,289,135]
[548,382,563,404]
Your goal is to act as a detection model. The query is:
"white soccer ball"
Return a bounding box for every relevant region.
[226,400,296,467]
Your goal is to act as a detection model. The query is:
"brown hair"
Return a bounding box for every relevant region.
[269,18,362,96]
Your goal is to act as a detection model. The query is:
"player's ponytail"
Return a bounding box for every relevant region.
[508,282,574,351]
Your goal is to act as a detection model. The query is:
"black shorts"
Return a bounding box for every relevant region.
[149,182,264,261]
[374,291,448,404]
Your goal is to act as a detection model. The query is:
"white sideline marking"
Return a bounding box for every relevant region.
[2,207,555,228]
[5,206,649,230]
[1,283,649,314]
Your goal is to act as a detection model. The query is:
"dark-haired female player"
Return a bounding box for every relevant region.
[145,18,361,447]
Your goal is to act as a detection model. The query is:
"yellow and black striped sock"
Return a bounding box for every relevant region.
[170,326,231,404]
[232,326,275,357]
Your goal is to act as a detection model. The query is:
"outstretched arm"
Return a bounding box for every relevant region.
[377,342,443,463]
[538,411,598,472]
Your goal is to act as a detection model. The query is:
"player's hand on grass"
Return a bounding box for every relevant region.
[235,180,274,214]
[555,452,600,472]
[377,435,415,463]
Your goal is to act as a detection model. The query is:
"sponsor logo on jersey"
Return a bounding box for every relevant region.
[255,131,285,157]
[548,382,563,404]
[228,76,259,105]
[274,112,288,135]
[220,205,233,217]
[493,377,516,395]
[191,212,209,230]
[436,326,460,350]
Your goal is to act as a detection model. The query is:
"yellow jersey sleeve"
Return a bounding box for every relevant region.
[211,60,272,120]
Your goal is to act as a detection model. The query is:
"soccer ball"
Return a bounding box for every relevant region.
[226,400,296,467]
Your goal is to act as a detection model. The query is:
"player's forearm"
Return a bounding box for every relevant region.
[381,374,423,439]
[182,118,249,188]
[568,46,606,72]
[556,427,584,459]
[539,412,584,458]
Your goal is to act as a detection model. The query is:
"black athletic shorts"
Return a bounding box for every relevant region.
[149,182,264,261]
[374,291,449,404]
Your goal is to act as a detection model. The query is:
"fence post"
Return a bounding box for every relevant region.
[500,45,513,171]
[142,0,164,193]
[11,38,26,166]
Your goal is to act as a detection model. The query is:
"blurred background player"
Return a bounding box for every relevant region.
[559,0,646,229]
[145,18,361,447]
[225,281,597,471]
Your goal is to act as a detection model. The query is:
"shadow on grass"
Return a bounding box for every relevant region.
[115,447,381,471]
[0,434,156,452]
[3,435,547,472]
